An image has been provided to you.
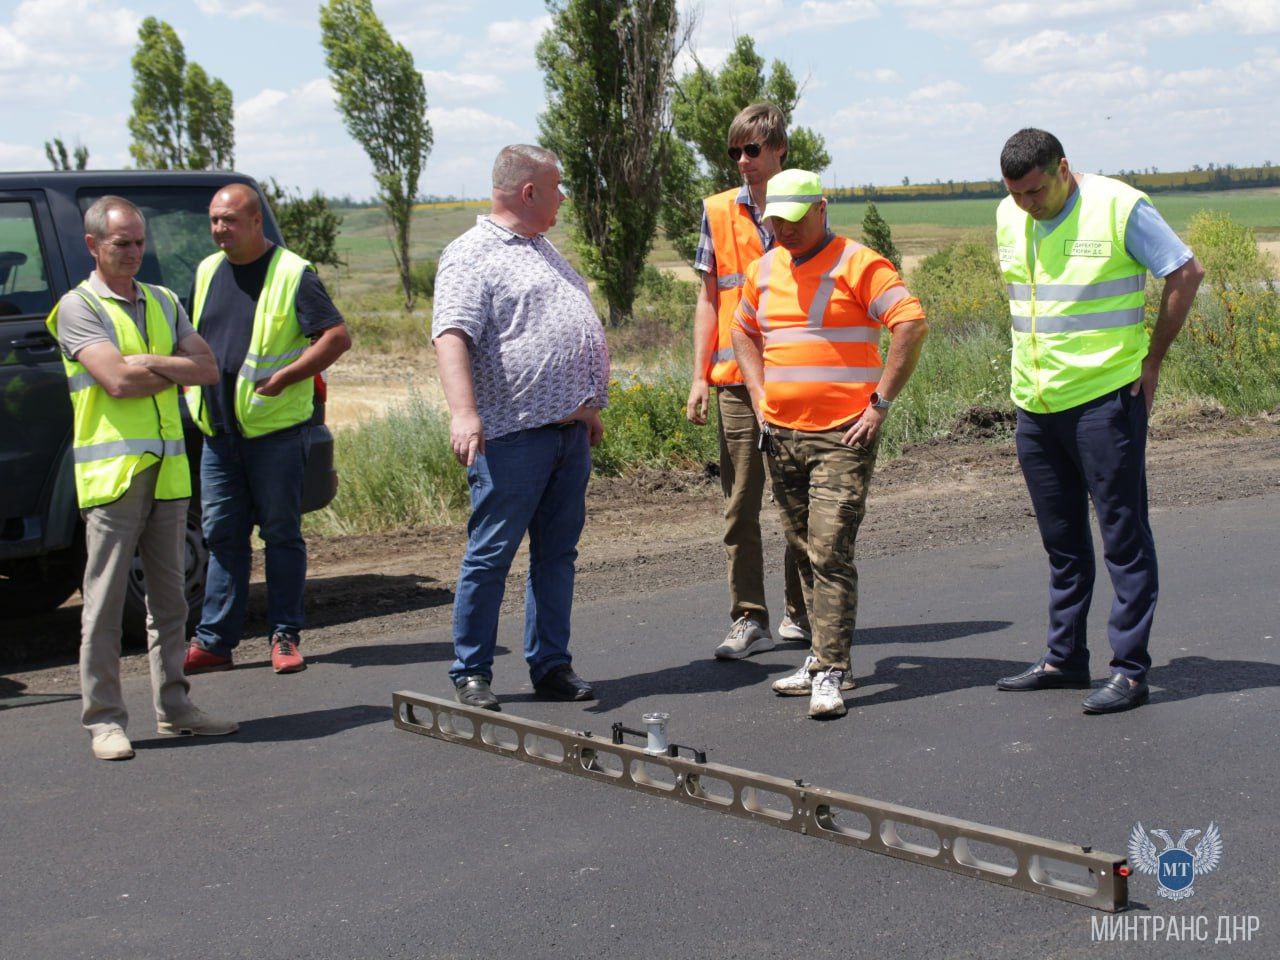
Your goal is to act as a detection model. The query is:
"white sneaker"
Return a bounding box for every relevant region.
[713,616,774,660]
[157,706,239,737]
[809,668,849,718]
[91,725,135,761]
[773,657,857,696]
[777,616,812,642]
[772,655,821,695]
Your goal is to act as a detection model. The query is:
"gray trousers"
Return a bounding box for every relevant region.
[80,465,192,735]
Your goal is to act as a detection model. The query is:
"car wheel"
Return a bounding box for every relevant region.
[122,502,208,644]
[0,539,84,619]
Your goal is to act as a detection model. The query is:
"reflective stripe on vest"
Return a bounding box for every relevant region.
[704,188,766,386]
[187,247,315,438]
[997,174,1149,413]
[45,280,191,509]
[748,237,895,432]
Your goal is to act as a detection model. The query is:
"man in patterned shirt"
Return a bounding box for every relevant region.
[432,144,610,711]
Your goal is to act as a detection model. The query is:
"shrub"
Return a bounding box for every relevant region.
[408,257,438,300]
[1158,211,1280,412]
[909,233,1007,335]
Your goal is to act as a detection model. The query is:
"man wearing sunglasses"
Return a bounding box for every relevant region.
[687,102,808,662]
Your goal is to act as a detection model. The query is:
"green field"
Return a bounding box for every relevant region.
[823,188,1280,257]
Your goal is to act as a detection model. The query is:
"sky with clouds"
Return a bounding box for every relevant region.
[2,0,1277,199]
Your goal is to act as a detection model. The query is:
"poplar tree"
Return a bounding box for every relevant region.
[45,138,89,171]
[662,35,831,262]
[861,201,903,274]
[128,17,234,170]
[537,0,687,325]
[320,0,432,309]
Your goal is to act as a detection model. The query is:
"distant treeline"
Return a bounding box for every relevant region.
[830,163,1280,203]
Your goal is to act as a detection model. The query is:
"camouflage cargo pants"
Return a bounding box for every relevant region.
[765,426,879,672]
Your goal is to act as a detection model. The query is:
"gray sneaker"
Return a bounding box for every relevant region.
[773,656,856,696]
[714,616,774,660]
[776,616,812,642]
[157,707,239,737]
[809,668,849,719]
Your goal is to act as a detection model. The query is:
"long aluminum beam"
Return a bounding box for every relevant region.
[392,691,1128,911]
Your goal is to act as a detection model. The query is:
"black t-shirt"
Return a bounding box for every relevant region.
[199,244,343,433]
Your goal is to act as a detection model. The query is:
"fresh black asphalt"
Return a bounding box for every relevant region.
[3,493,1277,959]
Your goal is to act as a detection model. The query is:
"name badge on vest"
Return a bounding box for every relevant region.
[1064,239,1112,257]
[997,245,1016,266]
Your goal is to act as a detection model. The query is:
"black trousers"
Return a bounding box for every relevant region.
[1015,385,1157,681]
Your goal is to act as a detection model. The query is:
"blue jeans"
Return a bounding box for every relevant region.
[1016,385,1157,681]
[449,423,591,685]
[195,426,309,655]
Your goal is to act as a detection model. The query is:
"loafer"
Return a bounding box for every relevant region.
[533,664,595,702]
[1082,675,1149,714]
[997,658,1091,691]
[454,675,499,711]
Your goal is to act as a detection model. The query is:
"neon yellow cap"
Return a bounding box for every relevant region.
[761,169,824,222]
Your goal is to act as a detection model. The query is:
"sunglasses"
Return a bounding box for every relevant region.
[727,142,763,162]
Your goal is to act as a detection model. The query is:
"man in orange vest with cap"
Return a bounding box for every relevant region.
[732,169,929,719]
[687,102,807,661]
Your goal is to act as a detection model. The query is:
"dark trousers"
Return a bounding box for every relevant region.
[1015,386,1157,681]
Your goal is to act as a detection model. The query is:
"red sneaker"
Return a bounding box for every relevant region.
[183,641,234,674]
[270,633,306,674]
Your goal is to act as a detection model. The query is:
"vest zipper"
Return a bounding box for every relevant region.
[1027,222,1049,412]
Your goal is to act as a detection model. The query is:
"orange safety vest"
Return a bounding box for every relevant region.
[704,188,768,386]
[740,235,922,432]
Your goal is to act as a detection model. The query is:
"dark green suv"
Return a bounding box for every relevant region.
[0,171,337,636]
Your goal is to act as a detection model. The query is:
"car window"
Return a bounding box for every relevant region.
[77,188,221,308]
[0,201,54,319]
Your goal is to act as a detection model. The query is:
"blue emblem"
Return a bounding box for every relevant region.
[1128,822,1223,901]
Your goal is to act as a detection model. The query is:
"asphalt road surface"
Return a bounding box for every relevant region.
[3,493,1277,960]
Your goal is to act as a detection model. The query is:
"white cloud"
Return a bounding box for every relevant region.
[460,15,552,72]
[421,70,505,104]
[796,0,879,26]
[0,140,46,169]
[0,0,140,69]
[982,29,1145,75]
[195,0,276,19]
[426,107,520,139]
[1148,1,1280,37]
[854,67,901,84]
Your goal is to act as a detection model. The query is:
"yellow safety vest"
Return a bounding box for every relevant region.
[46,281,190,509]
[186,247,314,438]
[997,174,1149,413]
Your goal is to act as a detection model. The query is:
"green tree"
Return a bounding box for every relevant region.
[538,0,687,325]
[45,137,89,171]
[128,17,234,169]
[262,179,344,270]
[861,202,902,273]
[662,35,831,262]
[321,0,432,309]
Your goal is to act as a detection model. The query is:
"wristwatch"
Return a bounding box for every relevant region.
[868,391,893,412]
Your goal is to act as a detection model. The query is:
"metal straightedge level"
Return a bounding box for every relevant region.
[392,692,1128,911]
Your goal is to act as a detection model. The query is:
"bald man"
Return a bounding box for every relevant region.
[183,183,351,677]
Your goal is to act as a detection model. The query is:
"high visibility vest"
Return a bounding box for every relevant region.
[704,188,767,386]
[743,236,917,432]
[186,247,314,438]
[997,174,1149,413]
[45,281,190,509]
